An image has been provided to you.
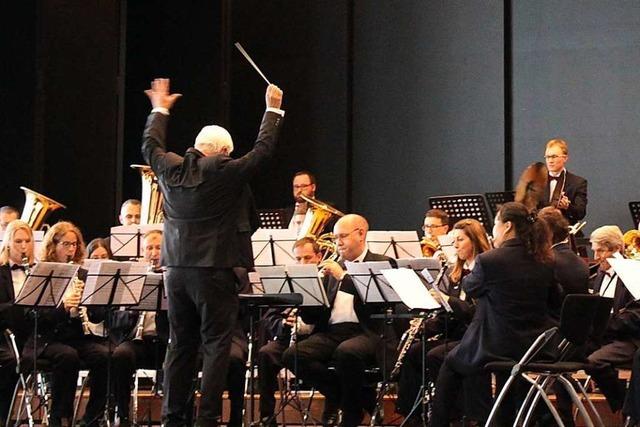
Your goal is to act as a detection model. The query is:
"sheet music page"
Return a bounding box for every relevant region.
[254,266,289,294]
[16,262,79,307]
[286,264,329,307]
[82,261,146,306]
[251,229,298,266]
[609,258,640,300]
[381,268,441,310]
[110,225,140,257]
[248,271,264,294]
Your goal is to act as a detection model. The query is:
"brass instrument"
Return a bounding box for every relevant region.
[420,236,440,258]
[131,164,164,224]
[19,186,66,230]
[624,229,640,260]
[298,194,344,260]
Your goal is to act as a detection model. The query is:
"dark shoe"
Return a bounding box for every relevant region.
[260,416,278,427]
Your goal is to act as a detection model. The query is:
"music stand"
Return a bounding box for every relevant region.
[257,209,288,229]
[485,191,515,218]
[428,194,493,230]
[109,224,164,259]
[255,265,329,308]
[629,201,640,229]
[366,231,422,259]
[251,229,297,266]
[395,257,442,279]
[345,261,398,304]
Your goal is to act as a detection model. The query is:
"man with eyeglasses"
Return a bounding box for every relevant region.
[282,214,398,427]
[286,170,317,234]
[422,209,450,240]
[541,139,587,224]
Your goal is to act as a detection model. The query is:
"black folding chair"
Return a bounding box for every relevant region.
[483,294,611,427]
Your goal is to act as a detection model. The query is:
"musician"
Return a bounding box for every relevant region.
[282,214,398,427]
[110,229,169,427]
[257,237,321,426]
[421,209,450,258]
[0,206,19,232]
[141,78,283,427]
[623,347,640,426]
[86,237,113,260]
[0,220,34,423]
[21,221,109,427]
[430,202,559,426]
[396,219,491,421]
[118,199,141,226]
[541,139,587,224]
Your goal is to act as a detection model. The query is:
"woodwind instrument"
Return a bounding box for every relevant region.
[67,257,92,335]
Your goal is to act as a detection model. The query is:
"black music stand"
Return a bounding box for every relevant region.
[366,231,423,259]
[428,194,493,230]
[80,261,148,427]
[257,209,288,229]
[485,191,515,218]
[14,262,79,426]
[238,293,303,427]
[251,229,298,266]
[629,201,640,229]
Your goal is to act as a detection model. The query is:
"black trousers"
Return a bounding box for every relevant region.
[24,337,109,421]
[162,267,239,427]
[624,347,640,421]
[282,323,377,427]
[0,343,18,421]
[112,336,167,420]
[257,339,287,418]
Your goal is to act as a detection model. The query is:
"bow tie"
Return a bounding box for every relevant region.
[548,175,559,182]
[11,264,25,271]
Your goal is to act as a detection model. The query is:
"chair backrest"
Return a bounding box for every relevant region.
[428,194,493,230]
[589,296,614,344]
[558,294,601,345]
[485,191,515,218]
[629,201,640,228]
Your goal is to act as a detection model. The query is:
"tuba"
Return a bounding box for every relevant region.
[623,229,640,260]
[131,164,164,224]
[20,186,66,230]
[298,194,344,260]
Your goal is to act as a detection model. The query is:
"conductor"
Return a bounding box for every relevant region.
[141,78,284,427]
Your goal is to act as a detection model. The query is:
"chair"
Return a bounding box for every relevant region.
[483,294,612,427]
[484,191,515,218]
[428,194,493,230]
[5,329,52,427]
[629,202,640,229]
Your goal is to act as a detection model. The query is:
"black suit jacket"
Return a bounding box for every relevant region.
[553,242,589,295]
[540,170,588,224]
[448,238,559,375]
[592,272,640,346]
[109,310,170,344]
[141,111,283,268]
[0,265,31,346]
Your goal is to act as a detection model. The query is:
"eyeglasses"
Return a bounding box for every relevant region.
[422,224,446,231]
[293,183,312,190]
[332,228,362,242]
[58,241,78,248]
[543,154,566,160]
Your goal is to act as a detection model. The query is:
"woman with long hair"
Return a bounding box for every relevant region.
[430,202,558,426]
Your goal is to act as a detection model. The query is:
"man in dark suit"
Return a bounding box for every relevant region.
[141,78,284,427]
[282,214,399,427]
[541,139,587,225]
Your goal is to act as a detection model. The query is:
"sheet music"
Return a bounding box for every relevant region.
[609,258,640,300]
[251,228,298,266]
[131,272,168,311]
[345,260,399,303]
[82,261,147,306]
[15,262,79,308]
[110,224,164,258]
[254,266,290,294]
[381,268,441,310]
[286,264,329,307]
[249,271,264,294]
[366,231,422,259]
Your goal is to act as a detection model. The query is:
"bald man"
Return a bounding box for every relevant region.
[282,214,398,427]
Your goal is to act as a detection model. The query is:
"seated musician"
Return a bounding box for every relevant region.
[22,221,109,427]
[0,220,35,423]
[285,171,338,237]
[110,229,168,427]
[118,199,141,226]
[420,209,450,258]
[257,236,321,427]
[282,214,399,427]
[556,225,640,424]
[396,218,491,422]
[86,238,113,260]
[541,139,587,225]
[0,206,19,232]
[430,202,560,426]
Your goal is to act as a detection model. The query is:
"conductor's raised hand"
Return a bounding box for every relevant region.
[265,84,283,109]
[144,78,183,110]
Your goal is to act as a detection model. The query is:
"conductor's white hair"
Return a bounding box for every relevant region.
[194,125,234,155]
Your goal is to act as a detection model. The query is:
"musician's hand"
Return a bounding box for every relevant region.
[265,84,283,109]
[63,292,81,313]
[319,260,346,281]
[557,194,571,210]
[144,78,182,110]
[282,308,297,328]
[429,289,449,304]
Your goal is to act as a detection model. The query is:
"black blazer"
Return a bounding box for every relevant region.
[141,111,283,268]
[540,170,588,224]
[553,243,589,295]
[447,238,559,375]
[0,265,30,346]
[592,272,640,346]
[423,273,475,340]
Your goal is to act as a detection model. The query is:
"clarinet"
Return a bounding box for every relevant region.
[67,256,92,335]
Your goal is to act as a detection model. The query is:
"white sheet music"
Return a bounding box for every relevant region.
[82,261,147,306]
[609,258,640,300]
[251,228,298,266]
[286,264,329,307]
[381,268,441,310]
[366,231,422,259]
[15,262,79,308]
[110,224,164,258]
[345,261,399,303]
